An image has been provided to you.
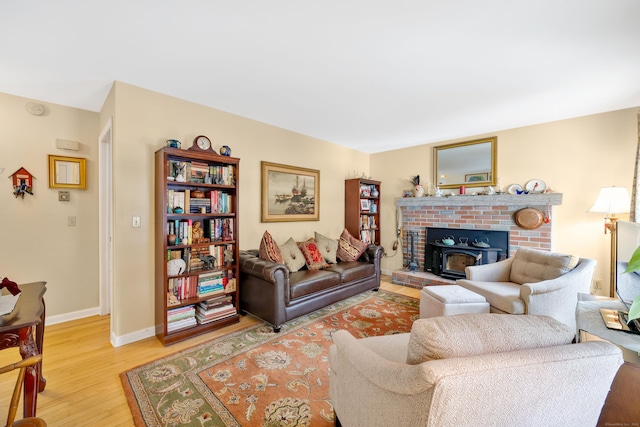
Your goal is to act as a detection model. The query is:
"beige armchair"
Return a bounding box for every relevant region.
[329,314,622,427]
[456,247,596,331]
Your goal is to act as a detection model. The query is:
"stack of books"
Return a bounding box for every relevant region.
[167,305,196,332]
[190,161,209,183]
[197,271,226,298]
[190,197,211,213]
[196,295,236,324]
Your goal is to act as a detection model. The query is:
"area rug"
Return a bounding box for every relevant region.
[121,290,419,427]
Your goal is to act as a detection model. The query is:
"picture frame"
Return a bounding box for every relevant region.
[48,155,87,189]
[465,172,489,183]
[261,161,319,222]
[360,199,370,211]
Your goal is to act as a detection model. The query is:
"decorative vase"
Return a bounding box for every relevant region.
[220,145,231,156]
[167,234,177,246]
[371,188,379,198]
[414,185,424,197]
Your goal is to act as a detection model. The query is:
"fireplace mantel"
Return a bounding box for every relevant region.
[393,192,563,288]
[396,193,562,208]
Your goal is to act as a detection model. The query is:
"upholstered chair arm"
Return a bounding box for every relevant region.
[520,258,596,330]
[465,257,513,281]
[330,330,435,395]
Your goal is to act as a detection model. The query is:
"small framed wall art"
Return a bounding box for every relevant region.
[48,155,87,189]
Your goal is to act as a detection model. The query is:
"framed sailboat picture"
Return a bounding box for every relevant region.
[261,161,320,222]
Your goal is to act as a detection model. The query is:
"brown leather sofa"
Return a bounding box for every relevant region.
[239,245,383,332]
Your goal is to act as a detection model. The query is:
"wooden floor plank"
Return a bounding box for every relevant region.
[0,276,418,426]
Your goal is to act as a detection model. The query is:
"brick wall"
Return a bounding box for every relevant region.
[393,194,562,287]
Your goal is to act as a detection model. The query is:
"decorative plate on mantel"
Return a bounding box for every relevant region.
[525,179,546,193]
[514,207,545,230]
[507,184,523,195]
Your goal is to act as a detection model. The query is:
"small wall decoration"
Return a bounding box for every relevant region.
[48,155,86,189]
[10,167,35,198]
[261,161,320,222]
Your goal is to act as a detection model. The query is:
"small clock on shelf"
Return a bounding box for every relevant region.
[189,135,217,153]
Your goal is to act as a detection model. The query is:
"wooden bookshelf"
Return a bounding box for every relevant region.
[155,147,240,345]
[345,178,381,245]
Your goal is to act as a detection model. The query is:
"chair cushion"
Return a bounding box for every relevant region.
[406,313,575,365]
[457,280,526,314]
[279,237,306,272]
[510,247,579,284]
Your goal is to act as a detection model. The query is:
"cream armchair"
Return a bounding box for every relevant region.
[329,314,622,427]
[456,247,596,331]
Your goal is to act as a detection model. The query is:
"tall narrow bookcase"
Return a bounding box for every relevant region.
[155,147,240,345]
[345,178,381,246]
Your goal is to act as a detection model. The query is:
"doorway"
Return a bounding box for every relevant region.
[98,118,113,340]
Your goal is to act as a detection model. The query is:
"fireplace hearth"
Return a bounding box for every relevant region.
[424,227,509,279]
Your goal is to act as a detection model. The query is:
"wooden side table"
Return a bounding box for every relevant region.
[576,298,640,425]
[0,281,46,418]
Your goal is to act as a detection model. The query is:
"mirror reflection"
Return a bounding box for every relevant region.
[434,137,497,189]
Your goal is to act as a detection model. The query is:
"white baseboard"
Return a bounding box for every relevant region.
[111,327,156,348]
[45,307,101,326]
[45,306,155,348]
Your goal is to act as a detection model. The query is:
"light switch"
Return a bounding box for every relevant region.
[67,216,76,226]
[133,216,141,228]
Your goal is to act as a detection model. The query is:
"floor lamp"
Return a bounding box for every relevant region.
[588,187,631,297]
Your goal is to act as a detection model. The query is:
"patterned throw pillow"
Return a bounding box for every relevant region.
[279,237,306,272]
[258,230,283,263]
[297,239,330,270]
[314,232,339,264]
[336,228,369,262]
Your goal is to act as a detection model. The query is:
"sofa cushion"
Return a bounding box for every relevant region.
[314,232,339,264]
[297,239,330,270]
[325,261,375,282]
[279,237,306,272]
[258,230,283,264]
[289,269,342,300]
[510,247,579,285]
[337,228,368,262]
[406,313,575,365]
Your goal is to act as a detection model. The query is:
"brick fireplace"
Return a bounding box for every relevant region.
[392,193,563,288]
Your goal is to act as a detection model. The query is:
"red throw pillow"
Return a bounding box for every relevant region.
[297,239,329,270]
[336,228,369,262]
[258,230,283,263]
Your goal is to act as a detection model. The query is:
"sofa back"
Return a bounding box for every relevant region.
[510,247,579,284]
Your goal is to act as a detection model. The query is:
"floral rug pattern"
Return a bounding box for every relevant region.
[121,290,419,427]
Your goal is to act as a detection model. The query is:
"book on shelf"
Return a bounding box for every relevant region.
[167,316,197,332]
[195,300,237,324]
[206,218,234,242]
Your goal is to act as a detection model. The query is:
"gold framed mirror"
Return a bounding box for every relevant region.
[433,137,497,189]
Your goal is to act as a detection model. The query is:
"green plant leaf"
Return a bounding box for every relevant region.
[624,245,640,273]
[627,295,640,324]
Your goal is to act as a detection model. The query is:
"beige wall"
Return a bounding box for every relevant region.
[3,85,637,344]
[106,82,370,341]
[372,107,639,295]
[0,92,100,316]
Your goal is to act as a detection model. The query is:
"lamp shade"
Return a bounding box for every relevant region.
[588,187,631,215]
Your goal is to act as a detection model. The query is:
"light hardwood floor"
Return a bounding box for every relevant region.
[0,277,418,426]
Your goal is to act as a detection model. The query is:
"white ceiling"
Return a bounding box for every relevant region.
[1,1,639,153]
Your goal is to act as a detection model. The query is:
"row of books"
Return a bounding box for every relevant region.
[360,229,376,244]
[167,190,234,214]
[167,218,234,246]
[360,215,377,230]
[168,269,237,300]
[167,160,235,186]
